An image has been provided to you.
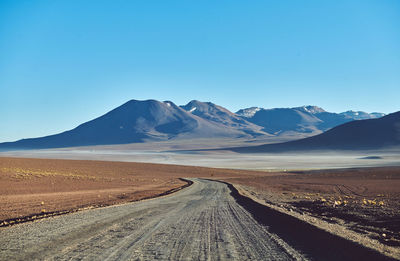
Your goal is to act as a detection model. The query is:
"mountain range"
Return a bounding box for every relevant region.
[0,99,390,150]
[236,105,385,135]
[231,111,400,152]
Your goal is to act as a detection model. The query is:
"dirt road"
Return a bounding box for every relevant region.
[0,178,304,260]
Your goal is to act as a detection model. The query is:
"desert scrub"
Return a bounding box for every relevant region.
[1,167,106,181]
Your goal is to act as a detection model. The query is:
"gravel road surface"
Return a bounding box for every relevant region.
[0,178,304,260]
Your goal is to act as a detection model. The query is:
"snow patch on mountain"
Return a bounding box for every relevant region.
[340,110,386,120]
[236,107,261,118]
[294,105,326,114]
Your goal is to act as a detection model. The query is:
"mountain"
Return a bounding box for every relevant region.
[231,111,400,152]
[0,100,269,150]
[340,110,385,120]
[236,105,385,135]
[180,100,268,137]
[237,107,323,134]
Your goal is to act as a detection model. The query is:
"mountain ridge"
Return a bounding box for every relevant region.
[236,105,385,135]
[0,99,388,150]
[0,100,269,150]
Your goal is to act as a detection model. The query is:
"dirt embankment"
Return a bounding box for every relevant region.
[219,167,400,254]
[0,157,270,226]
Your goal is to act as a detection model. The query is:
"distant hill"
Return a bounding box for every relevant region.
[0,99,387,150]
[231,111,400,152]
[236,105,384,135]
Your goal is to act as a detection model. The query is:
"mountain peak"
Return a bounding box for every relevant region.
[126,99,159,104]
[163,101,175,107]
[181,100,232,115]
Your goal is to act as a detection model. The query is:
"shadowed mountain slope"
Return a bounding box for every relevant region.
[231,111,400,152]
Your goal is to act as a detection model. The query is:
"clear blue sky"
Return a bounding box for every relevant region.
[1,0,399,142]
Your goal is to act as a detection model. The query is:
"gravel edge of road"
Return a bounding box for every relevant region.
[0,178,193,228]
[212,179,398,261]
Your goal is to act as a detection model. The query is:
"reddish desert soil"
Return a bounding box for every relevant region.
[221,167,400,248]
[0,157,271,225]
